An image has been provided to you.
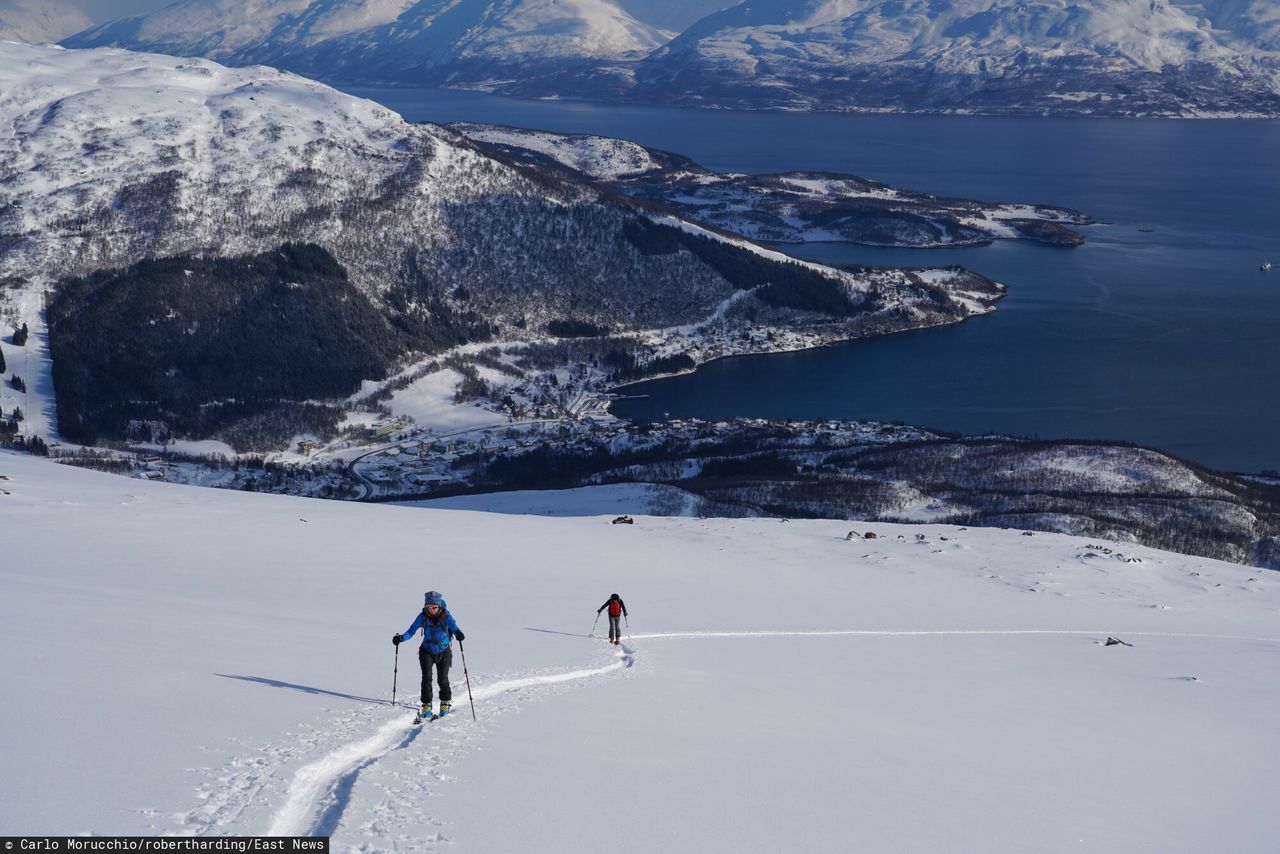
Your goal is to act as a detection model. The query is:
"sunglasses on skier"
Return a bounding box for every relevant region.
[426,604,441,612]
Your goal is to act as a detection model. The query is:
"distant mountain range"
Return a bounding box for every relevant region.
[63,0,1280,115]
[64,0,670,87]
[0,0,92,43]
[630,0,1280,115]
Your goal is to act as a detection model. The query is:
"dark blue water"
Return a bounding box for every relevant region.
[343,86,1280,473]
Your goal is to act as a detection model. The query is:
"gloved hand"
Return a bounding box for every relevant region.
[393,633,403,646]
[454,630,465,642]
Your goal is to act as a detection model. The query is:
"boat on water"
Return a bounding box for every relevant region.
[1263,261,1273,271]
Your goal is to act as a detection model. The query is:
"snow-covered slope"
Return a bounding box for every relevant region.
[65,0,670,86]
[613,0,731,32]
[3,450,1278,847]
[0,0,92,44]
[460,123,669,179]
[631,0,1280,115]
[1194,0,1280,52]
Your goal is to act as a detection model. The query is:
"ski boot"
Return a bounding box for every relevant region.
[438,702,451,718]
[414,703,433,724]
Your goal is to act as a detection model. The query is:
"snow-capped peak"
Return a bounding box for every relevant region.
[65,0,671,83]
[658,0,1236,74]
[449,0,672,60]
[632,0,1280,114]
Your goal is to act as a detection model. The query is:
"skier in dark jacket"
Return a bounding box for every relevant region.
[394,591,464,719]
[596,593,628,645]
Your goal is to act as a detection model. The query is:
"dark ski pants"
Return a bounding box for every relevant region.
[419,646,453,705]
[608,614,622,642]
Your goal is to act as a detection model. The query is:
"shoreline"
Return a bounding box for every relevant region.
[340,82,1280,121]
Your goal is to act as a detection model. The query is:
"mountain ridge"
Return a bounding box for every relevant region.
[66,0,1280,115]
[627,0,1280,115]
[65,0,671,87]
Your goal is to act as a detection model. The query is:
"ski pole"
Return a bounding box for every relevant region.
[591,611,601,637]
[624,613,629,638]
[392,643,400,709]
[458,640,477,721]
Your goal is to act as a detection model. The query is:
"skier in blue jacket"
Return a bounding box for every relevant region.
[393,591,464,719]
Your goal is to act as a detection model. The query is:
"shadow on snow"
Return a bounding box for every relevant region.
[524,626,601,639]
[216,673,411,708]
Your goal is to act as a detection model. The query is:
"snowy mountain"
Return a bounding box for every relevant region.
[4,449,1279,845]
[0,43,991,450]
[614,0,731,31]
[630,0,1280,115]
[60,0,1280,113]
[0,0,92,44]
[1189,0,1280,50]
[63,0,670,87]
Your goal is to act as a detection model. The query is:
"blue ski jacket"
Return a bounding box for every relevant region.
[402,605,461,655]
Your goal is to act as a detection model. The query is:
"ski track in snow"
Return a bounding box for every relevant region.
[208,626,1278,841]
[265,646,636,837]
[627,629,1280,643]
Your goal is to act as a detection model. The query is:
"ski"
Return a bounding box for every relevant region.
[413,712,438,725]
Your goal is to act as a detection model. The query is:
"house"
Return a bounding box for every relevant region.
[364,418,410,439]
[408,474,451,486]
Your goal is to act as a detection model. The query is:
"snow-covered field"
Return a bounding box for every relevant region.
[3,451,1279,850]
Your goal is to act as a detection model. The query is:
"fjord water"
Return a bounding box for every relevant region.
[346,87,1280,472]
